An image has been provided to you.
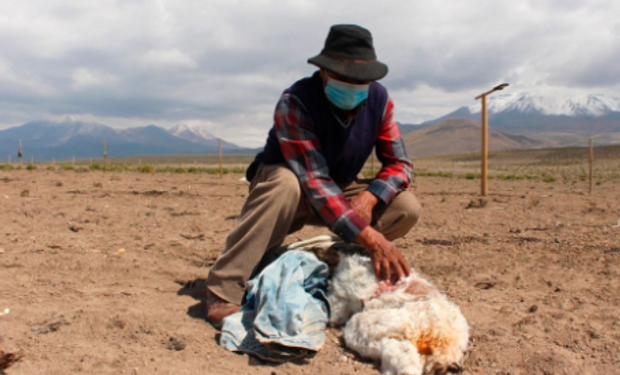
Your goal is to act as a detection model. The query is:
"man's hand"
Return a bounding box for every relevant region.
[350,190,379,225]
[355,226,411,283]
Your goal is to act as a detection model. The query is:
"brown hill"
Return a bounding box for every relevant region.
[403,118,554,158]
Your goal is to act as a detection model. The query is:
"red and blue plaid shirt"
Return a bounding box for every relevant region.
[275,93,413,242]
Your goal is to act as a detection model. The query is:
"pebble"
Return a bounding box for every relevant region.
[0,247,4,254]
[167,337,186,351]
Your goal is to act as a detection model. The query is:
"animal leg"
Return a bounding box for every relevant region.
[380,337,423,375]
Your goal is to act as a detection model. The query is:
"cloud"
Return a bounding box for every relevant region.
[140,48,198,69]
[0,0,618,146]
[71,68,119,90]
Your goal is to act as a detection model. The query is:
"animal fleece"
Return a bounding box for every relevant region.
[327,253,470,375]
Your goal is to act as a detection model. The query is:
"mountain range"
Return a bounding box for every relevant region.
[1,92,618,161]
[402,118,549,158]
[400,92,620,157]
[0,120,245,161]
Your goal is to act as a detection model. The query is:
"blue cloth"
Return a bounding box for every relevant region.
[219,250,330,362]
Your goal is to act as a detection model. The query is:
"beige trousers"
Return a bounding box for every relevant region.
[206,163,422,304]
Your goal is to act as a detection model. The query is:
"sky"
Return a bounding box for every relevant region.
[1,0,619,147]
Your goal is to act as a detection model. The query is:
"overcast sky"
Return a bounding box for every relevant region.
[1,0,618,146]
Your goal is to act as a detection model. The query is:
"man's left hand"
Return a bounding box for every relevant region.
[351,190,379,225]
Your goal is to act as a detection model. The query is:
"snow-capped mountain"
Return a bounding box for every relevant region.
[467,92,620,117]
[415,92,620,146]
[168,124,217,143]
[167,124,239,149]
[0,120,244,160]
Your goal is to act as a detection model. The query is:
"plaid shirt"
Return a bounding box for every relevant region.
[275,94,413,242]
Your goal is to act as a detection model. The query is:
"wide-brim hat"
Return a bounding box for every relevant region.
[308,24,388,82]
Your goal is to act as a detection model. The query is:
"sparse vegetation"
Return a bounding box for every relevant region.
[494,174,536,181]
[1,146,615,186]
[138,164,155,173]
[410,145,620,186]
[416,171,455,178]
[26,164,37,170]
[108,164,131,172]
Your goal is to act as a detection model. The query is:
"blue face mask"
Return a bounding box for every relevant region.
[324,77,369,110]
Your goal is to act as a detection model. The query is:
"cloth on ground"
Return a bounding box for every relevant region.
[219,250,330,362]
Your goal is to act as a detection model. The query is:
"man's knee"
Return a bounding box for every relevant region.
[252,164,302,201]
[376,191,422,240]
[396,191,422,229]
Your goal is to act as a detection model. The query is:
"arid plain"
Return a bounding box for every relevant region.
[1,149,619,375]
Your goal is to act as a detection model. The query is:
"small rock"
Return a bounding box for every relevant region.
[528,305,538,313]
[474,281,496,290]
[0,248,5,254]
[167,337,186,351]
[555,237,561,244]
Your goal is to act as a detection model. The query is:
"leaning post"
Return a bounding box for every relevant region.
[219,138,223,178]
[481,95,489,196]
[474,83,509,196]
[103,139,108,173]
[18,139,23,170]
[589,138,594,195]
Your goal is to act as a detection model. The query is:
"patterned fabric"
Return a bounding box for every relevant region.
[274,92,412,243]
[247,72,412,243]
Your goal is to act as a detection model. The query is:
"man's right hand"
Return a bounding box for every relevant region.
[355,226,411,283]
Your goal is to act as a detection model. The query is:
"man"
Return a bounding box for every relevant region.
[205,24,422,328]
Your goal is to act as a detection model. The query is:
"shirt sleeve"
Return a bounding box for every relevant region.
[365,97,413,204]
[274,93,368,242]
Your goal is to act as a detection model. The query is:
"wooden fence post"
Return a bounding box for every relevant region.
[19,140,23,170]
[219,138,223,178]
[103,139,108,173]
[589,138,594,195]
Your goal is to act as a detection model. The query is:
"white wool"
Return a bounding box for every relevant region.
[380,338,423,375]
[328,254,470,375]
[327,253,378,325]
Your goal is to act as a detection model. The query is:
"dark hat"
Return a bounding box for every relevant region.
[308,24,388,82]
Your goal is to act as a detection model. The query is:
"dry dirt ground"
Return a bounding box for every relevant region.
[1,170,619,375]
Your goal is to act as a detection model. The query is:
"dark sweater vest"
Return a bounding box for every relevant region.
[247,71,389,183]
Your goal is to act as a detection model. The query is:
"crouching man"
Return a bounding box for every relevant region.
[205,24,422,328]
